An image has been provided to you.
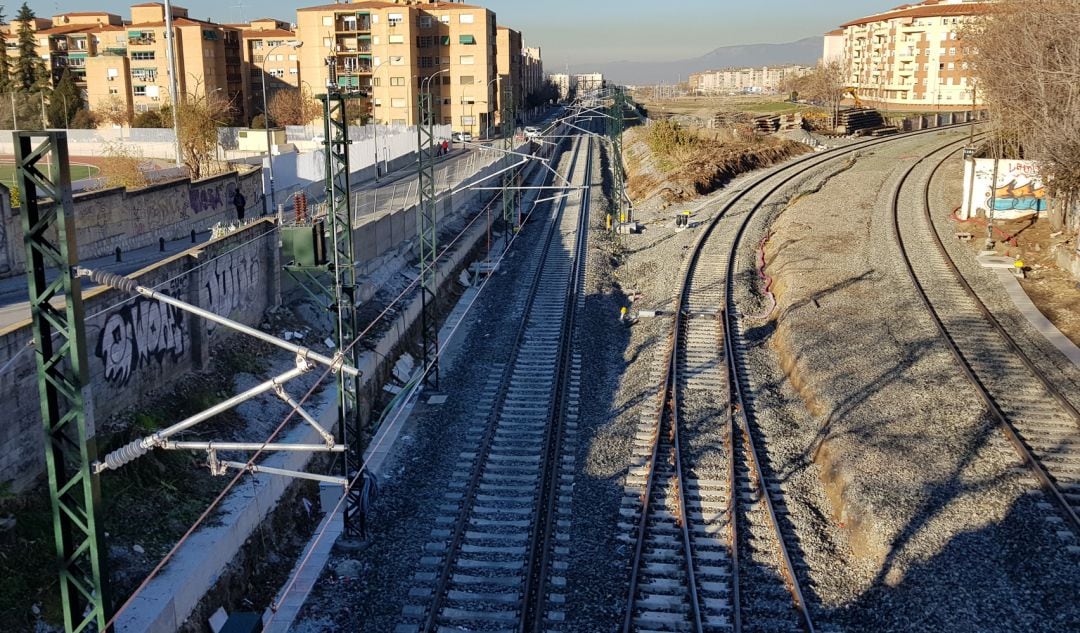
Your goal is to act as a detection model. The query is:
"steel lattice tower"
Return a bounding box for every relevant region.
[319,91,366,538]
[608,89,627,224]
[17,131,111,633]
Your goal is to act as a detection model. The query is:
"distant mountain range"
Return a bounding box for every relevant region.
[570,36,824,85]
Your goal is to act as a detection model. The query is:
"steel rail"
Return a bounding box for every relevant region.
[623,122,985,633]
[893,139,1080,534]
[421,126,588,632]
[522,133,595,632]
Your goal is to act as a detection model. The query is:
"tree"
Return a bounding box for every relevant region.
[97,140,149,190]
[786,61,845,129]
[250,113,266,129]
[176,84,230,179]
[47,68,84,128]
[14,3,47,91]
[267,87,320,127]
[69,108,96,129]
[0,7,12,91]
[132,109,166,128]
[963,0,1080,229]
[97,95,131,127]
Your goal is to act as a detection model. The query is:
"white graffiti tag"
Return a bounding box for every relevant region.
[96,299,186,385]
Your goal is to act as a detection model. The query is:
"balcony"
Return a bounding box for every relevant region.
[335,14,372,33]
[128,35,156,46]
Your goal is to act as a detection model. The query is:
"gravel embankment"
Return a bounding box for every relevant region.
[290,144,578,633]
[758,128,1080,631]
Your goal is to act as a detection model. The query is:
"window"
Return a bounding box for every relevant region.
[441,35,451,46]
[373,36,380,45]
[270,69,285,78]
[420,56,433,68]
[267,39,284,47]
[461,96,475,104]
[323,16,334,26]
[389,34,404,44]
[393,118,406,125]
[133,85,146,96]
[109,87,118,95]
[388,12,403,26]
[289,54,297,61]
[440,57,450,66]
[390,56,404,65]
[323,38,333,47]
[131,68,157,82]
[459,14,475,24]
[459,34,476,45]
[131,51,155,60]
[460,75,474,84]
[460,55,474,65]
[417,36,434,48]
[440,15,450,23]
[420,16,433,28]
[253,41,263,49]
[461,115,475,125]
[947,62,955,70]
[391,98,406,108]
[289,68,298,75]
[390,76,405,86]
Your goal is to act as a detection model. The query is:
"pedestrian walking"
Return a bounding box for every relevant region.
[442,139,449,155]
[232,188,247,221]
[356,469,379,539]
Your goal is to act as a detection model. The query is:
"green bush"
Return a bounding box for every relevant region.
[646,120,697,157]
[131,110,165,128]
[8,184,19,208]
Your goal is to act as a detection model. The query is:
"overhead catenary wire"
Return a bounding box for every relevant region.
[264,119,579,623]
[102,145,545,629]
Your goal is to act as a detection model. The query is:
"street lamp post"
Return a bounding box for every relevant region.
[367,59,390,181]
[262,40,303,214]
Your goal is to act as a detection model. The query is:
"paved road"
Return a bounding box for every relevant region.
[0,147,479,330]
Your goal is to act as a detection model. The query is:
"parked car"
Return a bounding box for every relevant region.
[452,131,473,143]
[524,126,540,139]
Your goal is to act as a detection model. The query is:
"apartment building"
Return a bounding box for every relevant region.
[235,18,302,123]
[827,0,991,108]
[522,46,543,101]
[295,0,498,136]
[689,65,811,95]
[549,72,605,101]
[83,3,245,122]
[495,26,521,125]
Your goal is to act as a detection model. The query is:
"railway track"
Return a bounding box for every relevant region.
[618,125,992,633]
[397,127,594,632]
[893,139,1080,538]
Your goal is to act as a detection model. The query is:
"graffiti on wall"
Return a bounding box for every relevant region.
[95,298,187,385]
[0,214,9,275]
[190,180,239,215]
[203,251,262,336]
[961,158,1050,220]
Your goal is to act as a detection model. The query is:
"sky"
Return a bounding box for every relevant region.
[39,0,903,65]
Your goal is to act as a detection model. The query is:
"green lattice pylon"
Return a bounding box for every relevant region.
[609,89,627,224]
[319,92,365,538]
[17,131,111,633]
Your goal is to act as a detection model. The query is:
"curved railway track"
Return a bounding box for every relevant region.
[620,125,992,633]
[893,139,1080,536]
[397,125,594,632]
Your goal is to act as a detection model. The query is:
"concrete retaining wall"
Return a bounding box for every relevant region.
[0,220,280,492]
[0,167,264,280]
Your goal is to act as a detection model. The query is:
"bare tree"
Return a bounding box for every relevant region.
[96,96,131,127]
[786,61,846,129]
[963,0,1080,229]
[267,86,320,127]
[97,141,150,190]
[174,80,231,180]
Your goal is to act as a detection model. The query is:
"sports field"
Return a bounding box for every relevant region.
[0,162,99,185]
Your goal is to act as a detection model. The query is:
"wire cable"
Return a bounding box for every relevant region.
[103,151,540,629]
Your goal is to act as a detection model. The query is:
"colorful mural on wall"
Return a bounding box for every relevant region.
[960,158,1050,220]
